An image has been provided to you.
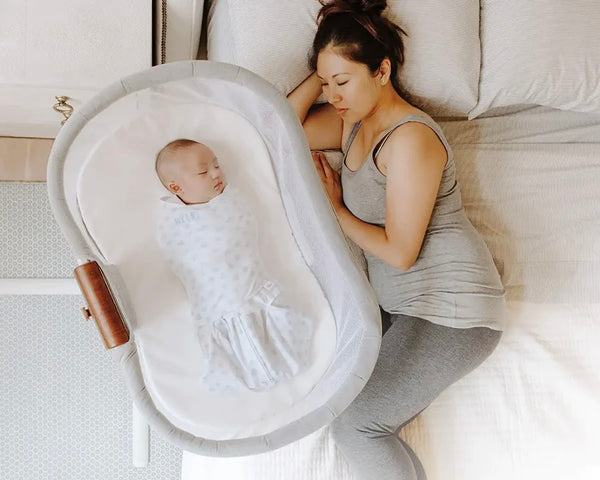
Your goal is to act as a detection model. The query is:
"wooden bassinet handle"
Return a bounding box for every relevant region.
[74,261,130,349]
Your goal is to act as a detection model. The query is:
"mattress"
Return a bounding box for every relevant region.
[181,106,600,478]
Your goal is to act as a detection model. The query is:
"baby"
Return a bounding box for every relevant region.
[155,139,313,394]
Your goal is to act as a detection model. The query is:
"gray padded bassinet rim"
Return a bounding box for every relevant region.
[47,60,381,456]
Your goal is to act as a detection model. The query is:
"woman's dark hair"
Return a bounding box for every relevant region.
[309,0,408,98]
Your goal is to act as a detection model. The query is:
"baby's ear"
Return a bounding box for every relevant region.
[167,182,181,194]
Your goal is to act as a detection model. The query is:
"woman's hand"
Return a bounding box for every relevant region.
[311,151,344,213]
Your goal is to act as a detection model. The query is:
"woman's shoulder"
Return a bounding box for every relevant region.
[379,109,447,166]
[386,104,441,140]
[387,104,434,130]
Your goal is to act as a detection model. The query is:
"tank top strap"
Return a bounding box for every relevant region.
[343,122,362,155]
[372,114,451,160]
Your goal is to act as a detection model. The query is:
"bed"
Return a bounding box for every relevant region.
[177,1,600,479]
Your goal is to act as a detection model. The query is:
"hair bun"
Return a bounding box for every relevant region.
[353,0,386,16]
[319,0,386,19]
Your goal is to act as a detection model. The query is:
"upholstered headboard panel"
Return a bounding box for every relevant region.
[154,0,205,63]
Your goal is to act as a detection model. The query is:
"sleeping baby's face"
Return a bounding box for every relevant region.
[164,142,227,204]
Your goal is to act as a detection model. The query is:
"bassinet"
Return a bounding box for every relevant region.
[46,60,381,456]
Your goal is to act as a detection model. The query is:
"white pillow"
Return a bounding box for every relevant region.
[207,0,480,118]
[469,1,600,119]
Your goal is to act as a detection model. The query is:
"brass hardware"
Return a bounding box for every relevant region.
[53,95,74,125]
[81,307,92,320]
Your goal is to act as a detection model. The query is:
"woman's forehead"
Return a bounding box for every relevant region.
[317,48,364,75]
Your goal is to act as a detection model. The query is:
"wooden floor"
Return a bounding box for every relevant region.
[0,136,53,182]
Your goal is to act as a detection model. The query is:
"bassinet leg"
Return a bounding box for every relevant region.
[132,403,149,467]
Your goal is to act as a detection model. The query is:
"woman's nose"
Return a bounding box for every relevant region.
[328,90,342,104]
[325,86,341,104]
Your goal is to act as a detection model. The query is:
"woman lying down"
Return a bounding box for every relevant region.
[154,138,314,395]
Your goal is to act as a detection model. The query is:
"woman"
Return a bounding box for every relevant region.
[287,1,506,479]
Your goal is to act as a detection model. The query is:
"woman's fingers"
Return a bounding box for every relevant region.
[312,151,326,181]
[321,154,341,185]
[311,151,343,212]
[319,153,333,180]
[313,151,331,178]
[312,151,341,188]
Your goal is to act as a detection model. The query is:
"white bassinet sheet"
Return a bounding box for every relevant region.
[76,101,337,439]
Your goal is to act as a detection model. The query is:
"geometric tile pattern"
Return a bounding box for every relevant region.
[0,183,76,278]
[0,295,181,479]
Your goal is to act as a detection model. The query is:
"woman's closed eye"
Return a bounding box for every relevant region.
[321,81,348,87]
[198,171,207,175]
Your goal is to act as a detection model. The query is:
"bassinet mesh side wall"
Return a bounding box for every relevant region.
[47,60,381,456]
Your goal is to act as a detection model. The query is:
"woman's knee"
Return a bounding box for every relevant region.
[331,407,398,445]
[468,327,502,368]
[330,405,364,440]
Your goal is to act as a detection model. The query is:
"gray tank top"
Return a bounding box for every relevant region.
[342,114,506,330]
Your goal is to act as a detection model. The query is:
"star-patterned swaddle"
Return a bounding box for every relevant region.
[157,186,314,394]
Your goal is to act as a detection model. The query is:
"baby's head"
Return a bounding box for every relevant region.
[155,139,226,204]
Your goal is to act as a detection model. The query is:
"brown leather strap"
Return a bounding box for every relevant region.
[74,261,130,349]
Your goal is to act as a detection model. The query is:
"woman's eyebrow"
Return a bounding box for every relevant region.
[316,72,349,79]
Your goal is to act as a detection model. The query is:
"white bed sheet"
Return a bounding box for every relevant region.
[452,141,600,303]
[439,105,600,144]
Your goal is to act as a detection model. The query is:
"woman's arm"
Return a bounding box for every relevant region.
[287,72,322,123]
[380,123,446,269]
[287,73,343,150]
[313,123,446,271]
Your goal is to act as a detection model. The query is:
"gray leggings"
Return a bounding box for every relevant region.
[330,312,502,480]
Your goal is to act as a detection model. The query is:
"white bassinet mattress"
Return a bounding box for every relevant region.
[76,102,338,439]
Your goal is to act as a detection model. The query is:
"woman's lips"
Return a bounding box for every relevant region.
[336,108,348,115]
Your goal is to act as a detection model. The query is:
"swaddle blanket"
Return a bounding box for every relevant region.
[156,185,314,394]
